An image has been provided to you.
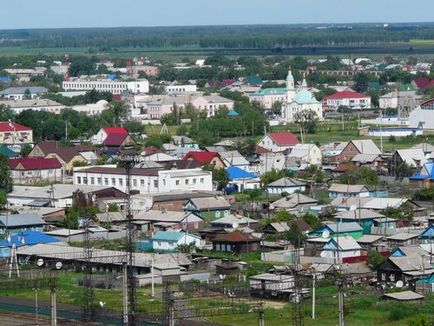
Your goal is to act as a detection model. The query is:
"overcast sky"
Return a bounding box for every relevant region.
[1,0,433,29]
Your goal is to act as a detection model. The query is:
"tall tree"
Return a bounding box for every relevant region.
[0,154,13,193]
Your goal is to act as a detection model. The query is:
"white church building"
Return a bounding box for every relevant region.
[281,68,323,123]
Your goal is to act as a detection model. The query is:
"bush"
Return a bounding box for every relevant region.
[388,303,416,321]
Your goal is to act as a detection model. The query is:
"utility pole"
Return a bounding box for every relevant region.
[258,309,265,326]
[122,262,128,325]
[312,273,316,320]
[337,278,345,326]
[50,279,57,326]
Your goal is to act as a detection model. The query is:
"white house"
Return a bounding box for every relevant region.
[320,236,362,262]
[150,231,202,252]
[287,144,322,165]
[281,68,323,122]
[71,100,110,116]
[73,166,213,194]
[0,87,48,100]
[266,178,306,195]
[257,131,300,153]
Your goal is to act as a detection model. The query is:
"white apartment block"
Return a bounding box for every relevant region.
[73,166,213,194]
[62,79,149,95]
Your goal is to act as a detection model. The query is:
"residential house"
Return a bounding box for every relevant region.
[28,141,92,173]
[377,253,433,283]
[287,144,322,166]
[226,166,260,192]
[219,151,251,171]
[310,222,364,240]
[270,193,318,213]
[379,91,420,110]
[91,127,129,145]
[351,154,384,170]
[335,209,386,234]
[334,140,382,163]
[9,157,63,183]
[266,178,306,195]
[212,231,260,254]
[150,231,202,252]
[183,196,231,220]
[409,162,434,188]
[191,95,235,118]
[257,132,300,153]
[0,86,48,100]
[103,133,136,155]
[356,234,385,251]
[323,91,371,110]
[386,232,420,247]
[419,225,434,244]
[134,210,204,234]
[328,184,370,199]
[0,121,33,146]
[390,148,427,175]
[183,151,225,169]
[149,192,219,212]
[0,213,45,235]
[263,222,290,234]
[320,236,363,262]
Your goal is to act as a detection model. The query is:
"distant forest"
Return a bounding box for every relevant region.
[2,23,434,49]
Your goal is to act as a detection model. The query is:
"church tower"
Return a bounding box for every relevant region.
[286,67,296,103]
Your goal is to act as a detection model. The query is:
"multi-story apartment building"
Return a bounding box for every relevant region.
[62,78,149,95]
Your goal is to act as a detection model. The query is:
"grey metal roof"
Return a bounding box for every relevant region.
[328,183,369,193]
[187,196,231,210]
[336,209,384,220]
[384,291,424,301]
[0,213,44,227]
[268,177,306,188]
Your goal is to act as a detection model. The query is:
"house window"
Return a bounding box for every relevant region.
[104,178,109,186]
[381,273,386,281]
[119,178,123,186]
[97,178,102,186]
[200,178,204,184]
[133,179,137,187]
[176,180,180,186]
[163,179,166,186]
[216,243,221,251]
[185,179,189,185]
[215,211,221,218]
[193,178,196,184]
[389,274,395,282]
[83,177,88,184]
[153,180,158,188]
[112,178,116,186]
[77,176,82,184]
[90,177,95,185]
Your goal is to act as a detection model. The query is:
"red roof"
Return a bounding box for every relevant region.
[325,91,369,100]
[141,146,160,156]
[267,132,300,146]
[103,127,128,135]
[0,122,32,132]
[333,165,353,173]
[103,133,128,146]
[9,157,62,170]
[183,151,218,164]
[413,77,434,90]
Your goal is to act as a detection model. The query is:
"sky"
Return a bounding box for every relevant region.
[1,0,434,29]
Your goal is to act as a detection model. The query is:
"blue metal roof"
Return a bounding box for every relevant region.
[410,162,434,181]
[151,231,184,242]
[226,166,257,180]
[227,109,239,117]
[0,230,58,248]
[419,225,434,239]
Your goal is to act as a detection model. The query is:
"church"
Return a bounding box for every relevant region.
[281,68,323,123]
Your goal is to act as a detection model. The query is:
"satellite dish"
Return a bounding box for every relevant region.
[99,301,106,308]
[396,280,404,288]
[232,223,239,230]
[320,251,327,258]
[55,262,63,270]
[321,230,330,239]
[7,235,11,243]
[36,258,44,267]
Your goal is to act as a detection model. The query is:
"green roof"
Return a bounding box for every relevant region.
[293,89,320,104]
[251,88,286,96]
[368,82,381,90]
[246,75,263,86]
[0,146,18,158]
[151,231,184,242]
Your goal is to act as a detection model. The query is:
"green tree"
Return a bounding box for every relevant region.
[284,220,307,247]
[271,210,293,222]
[0,190,7,210]
[212,168,229,191]
[294,109,318,134]
[0,154,12,193]
[396,162,413,178]
[107,203,120,212]
[271,101,282,115]
[20,144,32,157]
[366,250,385,269]
[353,73,369,93]
[301,213,322,229]
[339,167,379,186]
